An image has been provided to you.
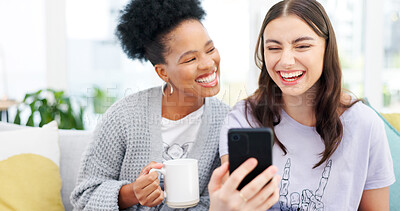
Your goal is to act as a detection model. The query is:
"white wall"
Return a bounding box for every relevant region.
[45,0,68,91]
[0,0,46,99]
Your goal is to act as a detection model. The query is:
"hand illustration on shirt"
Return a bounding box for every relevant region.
[162,142,193,160]
[279,158,332,211]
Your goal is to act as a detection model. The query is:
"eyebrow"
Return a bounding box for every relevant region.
[265,36,315,45]
[178,40,214,61]
[292,36,315,43]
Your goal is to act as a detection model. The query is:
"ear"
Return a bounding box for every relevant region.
[154,64,168,82]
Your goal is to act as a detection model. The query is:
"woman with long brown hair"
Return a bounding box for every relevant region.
[218,0,395,210]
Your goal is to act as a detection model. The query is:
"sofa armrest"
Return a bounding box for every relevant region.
[59,129,93,211]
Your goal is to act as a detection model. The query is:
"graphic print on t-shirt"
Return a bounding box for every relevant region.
[279,158,332,211]
[162,142,194,160]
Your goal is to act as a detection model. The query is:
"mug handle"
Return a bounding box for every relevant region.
[149,168,167,198]
[149,168,166,175]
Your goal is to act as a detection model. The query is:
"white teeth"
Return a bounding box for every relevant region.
[284,78,296,82]
[196,71,217,83]
[280,71,303,79]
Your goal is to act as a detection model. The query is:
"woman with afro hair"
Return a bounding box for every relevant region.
[71,0,280,210]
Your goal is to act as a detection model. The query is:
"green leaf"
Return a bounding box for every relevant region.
[26,114,34,127]
[23,93,32,102]
[29,102,37,113]
[40,98,48,106]
[75,107,84,130]
[54,90,64,101]
[14,109,21,125]
[38,106,54,127]
[59,111,73,129]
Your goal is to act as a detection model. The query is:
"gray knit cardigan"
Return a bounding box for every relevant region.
[71,86,230,211]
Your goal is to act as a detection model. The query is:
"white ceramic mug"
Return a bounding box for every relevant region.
[150,158,199,208]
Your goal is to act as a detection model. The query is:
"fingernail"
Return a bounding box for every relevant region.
[270,166,278,174]
[248,158,257,165]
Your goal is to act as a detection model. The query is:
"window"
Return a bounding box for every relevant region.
[65,0,400,116]
[3,0,397,127]
[320,0,365,99]
[383,0,400,111]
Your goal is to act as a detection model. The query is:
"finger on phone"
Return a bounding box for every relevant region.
[256,186,280,210]
[208,162,229,192]
[240,165,277,198]
[222,158,257,191]
[247,174,280,208]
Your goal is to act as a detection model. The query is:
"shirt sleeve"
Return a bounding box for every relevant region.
[219,101,253,157]
[364,116,396,190]
[70,107,131,210]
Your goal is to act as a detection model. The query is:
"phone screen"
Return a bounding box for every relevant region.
[228,128,273,190]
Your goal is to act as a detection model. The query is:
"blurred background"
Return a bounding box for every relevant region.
[0,0,399,130]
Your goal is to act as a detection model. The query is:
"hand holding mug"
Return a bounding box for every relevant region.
[208,158,281,211]
[132,161,165,207]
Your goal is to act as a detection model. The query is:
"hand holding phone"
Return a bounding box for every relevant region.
[228,128,273,190]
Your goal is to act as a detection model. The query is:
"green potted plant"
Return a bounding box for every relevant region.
[92,86,117,114]
[383,84,392,108]
[13,89,84,130]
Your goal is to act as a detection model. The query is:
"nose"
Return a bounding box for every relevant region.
[280,49,295,68]
[198,55,214,70]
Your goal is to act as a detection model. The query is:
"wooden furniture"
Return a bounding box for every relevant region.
[0,99,17,122]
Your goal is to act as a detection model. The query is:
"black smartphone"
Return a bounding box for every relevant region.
[228,128,273,190]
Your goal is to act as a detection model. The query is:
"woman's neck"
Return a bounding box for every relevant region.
[161,90,204,121]
[282,91,317,127]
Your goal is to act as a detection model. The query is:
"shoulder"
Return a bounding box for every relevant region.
[223,100,257,128]
[232,100,247,111]
[100,86,161,124]
[342,101,384,131]
[207,97,230,109]
[107,87,160,113]
[206,97,230,116]
[94,86,161,137]
[343,101,381,122]
[229,100,250,119]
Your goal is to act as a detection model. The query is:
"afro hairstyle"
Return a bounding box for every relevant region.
[116,0,206,65]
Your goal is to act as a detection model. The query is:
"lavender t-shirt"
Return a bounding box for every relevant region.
[219,100,395,210]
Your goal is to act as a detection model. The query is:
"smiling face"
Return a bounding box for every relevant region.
[156,20,221,101]
[263,15,326,98]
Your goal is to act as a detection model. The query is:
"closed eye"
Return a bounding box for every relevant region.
[267,47,281,51]
[207,47,215,53]
[183,58,196,63]
[297,45,311,49]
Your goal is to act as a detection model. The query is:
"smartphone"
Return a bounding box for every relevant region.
[228,128,273,190]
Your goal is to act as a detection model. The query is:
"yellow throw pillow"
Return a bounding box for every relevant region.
[381,113,400,133]
[0,121,64,211]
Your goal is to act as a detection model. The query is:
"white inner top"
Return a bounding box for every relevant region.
[161,105,204,161]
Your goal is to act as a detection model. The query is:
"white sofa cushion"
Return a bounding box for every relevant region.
[0,122,93,211]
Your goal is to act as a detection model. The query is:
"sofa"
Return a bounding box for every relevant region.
[0,122,93,211]
[374,112,400,210]
[0,111,399,210]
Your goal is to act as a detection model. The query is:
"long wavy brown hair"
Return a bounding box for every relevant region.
[246,0,359,168]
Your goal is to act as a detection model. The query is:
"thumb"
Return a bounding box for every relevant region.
[140,162,163,176]
[208,162,229,193]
